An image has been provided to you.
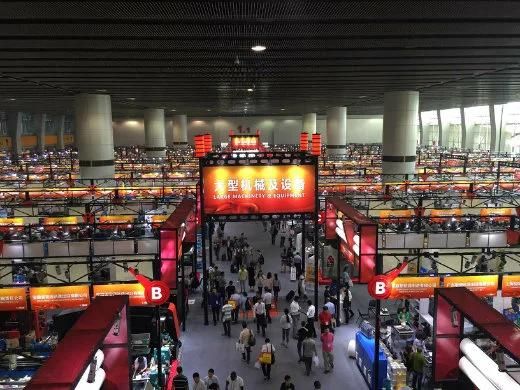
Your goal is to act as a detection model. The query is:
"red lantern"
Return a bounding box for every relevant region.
[299,132,309,151]
[311,133,321,156]
[194,135,205,158]
[204,133,212,153]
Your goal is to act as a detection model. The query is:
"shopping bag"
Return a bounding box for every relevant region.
[235,342,245,353]
[290,266,296,281]
[254,361,261,369]
[313,355,320,367]
[259,352,272,364]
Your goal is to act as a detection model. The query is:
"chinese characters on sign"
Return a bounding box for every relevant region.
[29,285,90,310]
[389,276,440,299]
[203,165,315,214]
[443,275,499,297]
[93,283,147,306]
[500,275,520,297]
[0,288,27,311]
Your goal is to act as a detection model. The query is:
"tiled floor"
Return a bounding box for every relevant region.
[179,221,371,389]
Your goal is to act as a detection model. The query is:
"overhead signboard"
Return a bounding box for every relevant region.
[93,283,147,306]
[443,275,498,297]
[29,285,90,310]
[0,288,27,311]
[389,276,440,299]
[202,164,316,215]
[501,275,520,297]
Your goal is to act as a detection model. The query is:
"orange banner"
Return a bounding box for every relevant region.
[0,288,27,311]
[43,216,78,225]
[93,283,147,306]
[389,276,440,299]
[443,275,498,297]
[30,285,90,310]
[202,164,316,214]
[501,275,520,297]
[379,209,413,224]
[429,208,462,223]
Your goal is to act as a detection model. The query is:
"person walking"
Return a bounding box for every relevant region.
[410,348,427,390]
[253,297,267,336]
[279,375,295,390]
[343,286,354,324]
[297,274,307,299]
[263,287,273,324]
[270,223,278,245]
[173,366,189,390]
[306,300,317,338]
[226,237,233,262]
[293,252,302,279]
[296,321,308,362]
[321,327,335,373]
[238,321,254,364]
[203,369,219,388]
[209,289,221,326]
[247,263,256,291]
[256,270,265,295]
[313,381,321,389]
[239,292,250,321]
[280,308,292,347]
[263,272,274,292]
[225,281,236,300]
[273,273,281,303]
[290,296,301,338]
[279,224,287,248]
[302,333,317,376]
[192,372,207,390]
[221,301,233,337]
[230,291,242,323]
[238,265,248,293]
[259,338,275,381]
[318,306,332,333]
[225,371,244,390]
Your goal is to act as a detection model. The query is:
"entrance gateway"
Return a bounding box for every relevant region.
[196,133,320,324]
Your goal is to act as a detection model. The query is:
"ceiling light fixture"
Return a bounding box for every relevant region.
[7,98,15,101]
[207,109,211,112]
[280,108,286,111]
[97,89,107,93]
[127,97,136,101]
[247,88,254,92]
[171,109,176,112]
[251,45,266,52]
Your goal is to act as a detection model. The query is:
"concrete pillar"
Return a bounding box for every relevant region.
[144,108,166,158]
[172,114,188,148]
[326,107,347,155]
[418,111,425,146]
[489,104,498,152]
[437,109,443,148]
[36,113,47,153]
[7,112,23,156]
[303,113,317,134]
[460,107,468,150]
[57,115,66,149]
[75,93,114,179]
[382,91,419,177]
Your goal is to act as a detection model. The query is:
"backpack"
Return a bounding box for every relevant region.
[248,329,256,346]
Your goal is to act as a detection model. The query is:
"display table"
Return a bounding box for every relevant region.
[355,331,387,389]
[391,324,415,352]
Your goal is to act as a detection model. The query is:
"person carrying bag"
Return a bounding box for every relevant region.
[258,338,275,381]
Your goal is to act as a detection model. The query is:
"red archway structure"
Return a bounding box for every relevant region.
[325,197,378,283]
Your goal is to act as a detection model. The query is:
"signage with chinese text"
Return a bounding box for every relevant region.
[389,276,440,299]
[30,285,90,310]
[202,164,316,215]
[501,275,520,297]
[0,288,27,311]
[443,275,498,297]
[93,283,147,306]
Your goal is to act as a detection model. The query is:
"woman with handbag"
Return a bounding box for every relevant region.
[238,322,254,364]
[259,338,275,381]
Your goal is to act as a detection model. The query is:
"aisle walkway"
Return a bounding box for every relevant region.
[179,221,370,389]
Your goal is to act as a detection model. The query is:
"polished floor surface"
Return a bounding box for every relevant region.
[179,221,371,389]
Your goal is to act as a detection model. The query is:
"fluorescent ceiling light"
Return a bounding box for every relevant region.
[127,97,136,101]
[247,88,254,92]
[251,45,266,52]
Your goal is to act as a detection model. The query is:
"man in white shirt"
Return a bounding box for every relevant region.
[203,369,219,388]
[306,299,317,338]
[225,371,245,390]
[289,296,301,338]
[253,298,267,336]
[192,372,206,390]
[230,292,242,323]
[262,288,273,324]
[325,298,336,327]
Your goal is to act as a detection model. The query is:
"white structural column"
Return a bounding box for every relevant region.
[144,108,166,158]
[303,113,317,134]
[172,114,188,148]
[75,93,114,179]
[489,104,499,152]
[460,107,468,149]
[7,112,23,156]
[57,115,66,150]
[382,91,419,177]
[326,107,347,154]
[436,109,444,147]
[36,113,47,153]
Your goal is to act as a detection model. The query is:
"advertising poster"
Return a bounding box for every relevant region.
[0,288,27,310]
[389,276,440,299]
[93,283,147,306]
[30,285,90,310]
[202,164,315,214]
[501,275,520,297]
[443,275,499,297]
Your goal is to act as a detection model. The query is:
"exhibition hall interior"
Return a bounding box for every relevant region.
[1,1,520,390]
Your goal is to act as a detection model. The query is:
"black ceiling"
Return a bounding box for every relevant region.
[2,1,520,117]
